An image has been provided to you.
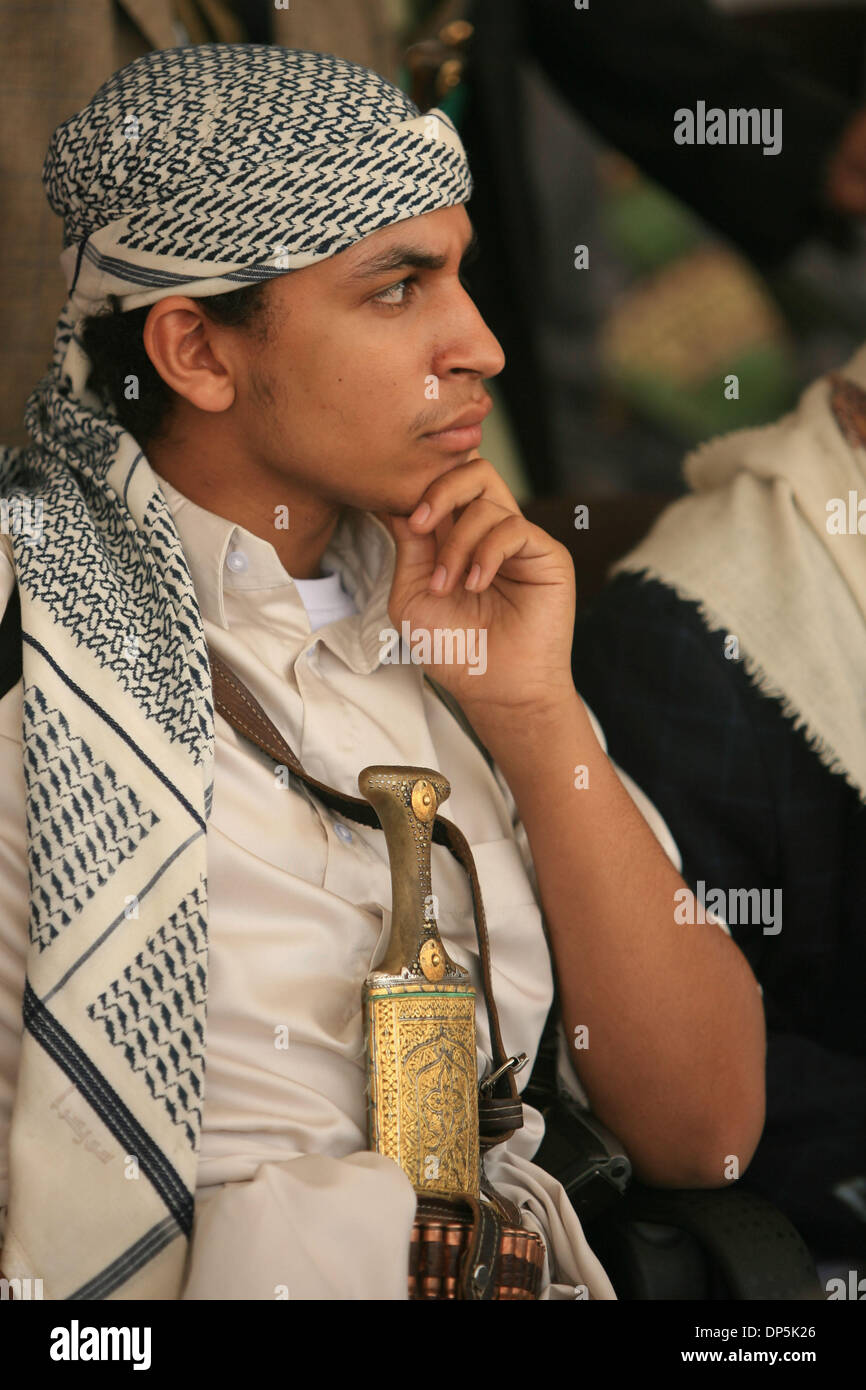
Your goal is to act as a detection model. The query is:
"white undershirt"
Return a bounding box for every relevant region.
[291,569,358,631]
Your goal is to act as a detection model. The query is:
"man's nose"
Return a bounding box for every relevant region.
[435,289,506,381]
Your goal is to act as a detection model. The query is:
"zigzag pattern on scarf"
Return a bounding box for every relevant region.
[44,45,469,266]
[23,682,161,952]
[99,123,468,264]
[11,480,211,762]
[87,885,208,1150]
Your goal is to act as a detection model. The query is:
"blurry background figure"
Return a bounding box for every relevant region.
[525,86,797,495]
[6,0,866,501]
[466,0,866,496]
[527,0,866,494]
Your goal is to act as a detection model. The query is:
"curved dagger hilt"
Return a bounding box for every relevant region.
[358,766,467,983]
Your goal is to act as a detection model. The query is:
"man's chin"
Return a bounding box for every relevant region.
[362,444,481,521]
[415,438,480,482]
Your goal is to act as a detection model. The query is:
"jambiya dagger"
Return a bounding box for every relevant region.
[358,765,480,1198]
[357,763,547,1300]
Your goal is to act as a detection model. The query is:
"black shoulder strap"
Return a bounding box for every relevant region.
[0,585,22,700]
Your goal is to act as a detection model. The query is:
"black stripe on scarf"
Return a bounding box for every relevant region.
[22,981,194,1235]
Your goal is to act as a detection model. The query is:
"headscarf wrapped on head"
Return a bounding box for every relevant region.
[0,43,472,1301]
[47,43,471,318]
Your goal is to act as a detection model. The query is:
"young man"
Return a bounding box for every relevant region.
[0,44,764,1300]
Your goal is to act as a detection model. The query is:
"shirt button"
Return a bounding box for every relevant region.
[226,548,249,574]
[334,822,353,844]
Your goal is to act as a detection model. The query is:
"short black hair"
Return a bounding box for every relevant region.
[79,279,273,450]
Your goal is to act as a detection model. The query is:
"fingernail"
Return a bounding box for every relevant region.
[411,502,431,525]
[465,563,481,590]
[429,564,447,591]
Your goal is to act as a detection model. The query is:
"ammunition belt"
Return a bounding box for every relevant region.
[410,1194,545,1300]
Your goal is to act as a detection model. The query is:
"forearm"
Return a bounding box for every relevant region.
[474,688,766,1188]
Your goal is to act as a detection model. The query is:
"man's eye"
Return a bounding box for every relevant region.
[373,276,418,308]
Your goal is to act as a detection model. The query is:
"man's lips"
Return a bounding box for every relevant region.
[422,397,493,450]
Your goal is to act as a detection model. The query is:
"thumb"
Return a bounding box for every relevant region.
[379,512,437,614]
[389,511,437,579]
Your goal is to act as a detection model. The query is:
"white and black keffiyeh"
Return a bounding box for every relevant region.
[0,43,472,1300]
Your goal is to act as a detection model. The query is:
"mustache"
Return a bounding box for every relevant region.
[411,398,490,435]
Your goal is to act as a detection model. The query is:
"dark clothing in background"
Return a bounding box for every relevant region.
[526,0,853,265]
[462,0,855,492]
[573,571,866,1260]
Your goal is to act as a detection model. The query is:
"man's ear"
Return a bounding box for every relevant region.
[142,296,237,415]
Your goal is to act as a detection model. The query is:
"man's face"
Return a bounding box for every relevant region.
[237,203,505,515]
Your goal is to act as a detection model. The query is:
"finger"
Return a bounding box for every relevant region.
[408,457,519,533]
[434,514,456,550]
[387,511,438,596]
[463,514,549,591]
[426,497,516,593]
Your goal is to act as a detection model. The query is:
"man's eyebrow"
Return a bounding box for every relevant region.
[338,228,479,284]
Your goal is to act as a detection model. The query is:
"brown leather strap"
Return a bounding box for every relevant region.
[480,1170,521,1227]
[829,372,866,450]
[460,1194,503,1300]
[206,644,523,1146]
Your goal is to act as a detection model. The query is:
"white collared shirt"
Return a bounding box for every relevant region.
[0,477,682,1300]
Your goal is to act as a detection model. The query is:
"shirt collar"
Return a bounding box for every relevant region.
[155,474,397,673]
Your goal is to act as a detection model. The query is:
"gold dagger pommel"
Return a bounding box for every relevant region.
[357,765,465,983]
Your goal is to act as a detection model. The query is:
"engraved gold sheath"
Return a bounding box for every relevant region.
[359,766,480,1199]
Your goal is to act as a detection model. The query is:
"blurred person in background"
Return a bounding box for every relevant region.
[460,0,866,494]
[573,352,866,1276]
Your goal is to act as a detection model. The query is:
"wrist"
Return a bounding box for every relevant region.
[462,682,583,758]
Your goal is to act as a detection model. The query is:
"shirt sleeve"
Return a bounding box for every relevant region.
[181,1151,418,1300]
